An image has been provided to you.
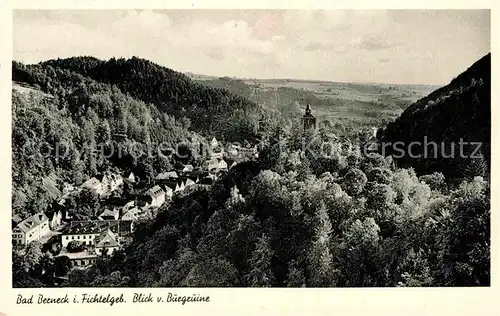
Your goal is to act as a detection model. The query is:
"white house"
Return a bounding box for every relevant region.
[185,178,196,187]
[182,164,194,172]
[12,212,50,247]
[61,224,99,248]
[121,206,141,221]
[146,185,166,208]
[127,172,136,183]
[212,152,224,159]
[164,186,173,199]
[156,171,178,180]
[218,159,228,171]
[95,229,120,257]
[211,137,219,148]
[49,211,63,230]
[98,208,120,221]
[82,177,103,196]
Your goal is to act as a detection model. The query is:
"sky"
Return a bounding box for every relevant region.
[13,10,490,85]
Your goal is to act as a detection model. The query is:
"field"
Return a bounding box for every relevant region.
[192,74,440,129]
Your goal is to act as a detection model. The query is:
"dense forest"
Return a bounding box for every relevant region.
[379,53,491,180]
[53,131,489,287]
[38,57,276,142]
[12,55,490,287]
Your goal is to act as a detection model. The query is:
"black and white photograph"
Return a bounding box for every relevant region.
[10,8,490,289]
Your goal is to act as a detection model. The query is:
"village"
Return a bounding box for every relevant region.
[12,136,260,269]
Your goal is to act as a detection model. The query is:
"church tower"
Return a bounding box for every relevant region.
[302,104,317,131]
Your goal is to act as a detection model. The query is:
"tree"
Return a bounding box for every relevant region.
[23,241,43,272]
[337,218,381,286]
[419,172,446,192]
[308,202,336,287]
[78,187,100,217]
[342,168,367,197]
[434,177,490,286]
[182,258,240,287]
[245,234,274,287]
[286,260,305,287]
[54,255,71,276]
[67,240,84,253]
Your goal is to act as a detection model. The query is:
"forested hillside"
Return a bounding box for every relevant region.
[38,57,270,141]
[62,131,490,287]
[12,55,490,288]
[12,62,203,219]
[379,53,491,180]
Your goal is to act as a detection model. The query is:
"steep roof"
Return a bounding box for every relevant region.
[95,228,119,248]
[64,220,133,236]
[16,212,48,233]
[147,185,165,198]
[156,171,178,180]
[182,164,194,172]
[82,177,101,188]
[99,208,119,218]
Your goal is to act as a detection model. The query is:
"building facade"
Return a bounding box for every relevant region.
[12,212,50,247]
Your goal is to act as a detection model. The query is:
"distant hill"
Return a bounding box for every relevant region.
[39,56,267,141]
[379,53,491,180]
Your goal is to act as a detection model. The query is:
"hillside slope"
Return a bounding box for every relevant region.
[379,53,490,180]
[12,62,200,219]
[39,56,267,141]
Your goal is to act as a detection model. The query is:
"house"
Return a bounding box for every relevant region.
[49,211,63,230]
[61,222,99,248]
[146,185,166,208]
[58,250,97,268]
[212,152,224,159]
[126,172,136,183]
[210,137,219,148]
[164,186,174,199]
[178,180,186,192]
[182,164,194,172]
[82,177,103,196]
[206,158,220,172]
[12,214,23,229]
[12,212,50,247]
[156,171,178,181]
[98,208,120,221]
[100,173,124,194]
[95,229,120,257]
[218,159,228,171]
[185,178,196,187]
[62,220,134,248]
[121,206,141,221]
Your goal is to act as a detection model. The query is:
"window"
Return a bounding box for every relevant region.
[77,236,80,240]
[66,236,69,240]
[83,235,86,239]
[72,236,74,240]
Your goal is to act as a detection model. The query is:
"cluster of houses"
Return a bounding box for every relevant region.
[59,220,134,267]
[12,136,260,270]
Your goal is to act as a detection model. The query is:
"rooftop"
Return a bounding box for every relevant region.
[15,212,48,233]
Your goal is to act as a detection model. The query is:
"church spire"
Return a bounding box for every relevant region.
[302,103,316,131]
